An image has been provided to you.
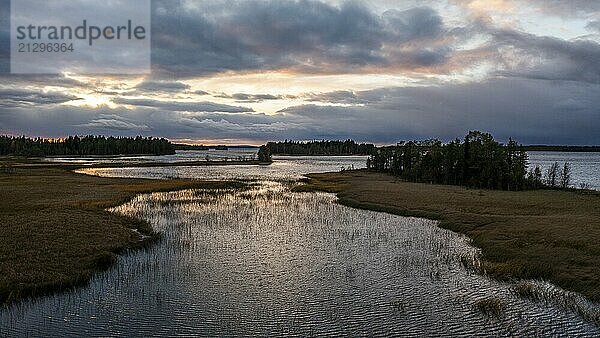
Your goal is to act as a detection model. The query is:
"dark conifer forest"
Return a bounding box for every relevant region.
[265,140,376,156]
[367,131,531,191]
[0,135,175,156]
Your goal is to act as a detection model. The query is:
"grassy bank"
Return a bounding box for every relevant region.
[0,161,245,305]
[297,170,600,302]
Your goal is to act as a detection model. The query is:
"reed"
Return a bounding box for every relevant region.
[0,160,247,305]
[475,297,505,317]
[302,170,600,302]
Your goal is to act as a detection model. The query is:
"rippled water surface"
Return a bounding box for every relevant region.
[3,155,600,336]
[2,182,599,336]
[72,150,600,190]
[528,151,600,190]
[45,148,261,165]
[77,155,368,181]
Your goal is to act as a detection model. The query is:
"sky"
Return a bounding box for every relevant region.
[0,0,599,145]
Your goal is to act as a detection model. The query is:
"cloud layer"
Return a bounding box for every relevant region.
[0,0,599,145]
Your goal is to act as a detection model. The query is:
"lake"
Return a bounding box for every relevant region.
[52,149,600,190]
[528,151,600,190]
[2,153,599,336]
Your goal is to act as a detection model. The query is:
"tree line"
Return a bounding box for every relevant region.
[173,144,229,151]
[367,131,531,190]
[529,161,574,189]
[265,140,376,156]
[367,131,581,191]
[524,145,600,152]
[0,135,175,156]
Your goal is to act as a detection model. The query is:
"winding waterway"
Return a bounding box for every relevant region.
[2,156,599,336]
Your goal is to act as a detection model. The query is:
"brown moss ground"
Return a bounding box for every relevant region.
[297,170,600,302]
[0,161,245,304]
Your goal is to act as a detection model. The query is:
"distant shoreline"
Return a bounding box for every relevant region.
[524,145,600,152]
[84,160,265,168]
[273,154,370,157]
[3,158,267,170]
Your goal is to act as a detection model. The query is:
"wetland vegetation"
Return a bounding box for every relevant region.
[4,179,598,335]
[0,160,245,304]
[298,170,600,302]
[1,133,599,334]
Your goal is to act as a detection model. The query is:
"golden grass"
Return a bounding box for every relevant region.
[299,170,600,302]
[513,281,541,301]
[475,297,505,317]
[0,161,245,304]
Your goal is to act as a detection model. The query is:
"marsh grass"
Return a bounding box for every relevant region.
[475,297,505,317]
[512,280,600,325]
[3,178,599,335]
[302,170,600,303]
[0,159,247,305]
[513,281,541,301]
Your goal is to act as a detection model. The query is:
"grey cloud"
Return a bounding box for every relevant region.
[0,74,92,89]
[216,93,290,103]
[525,0,599,16]
[78,114,150,131]
[0,88,81,108]
[112,97,254,113]
[0,104,302,142]
[1,78,599,144]
[280,78,600,144]
[489,28,600,84]
[382,7,444,42]
[151,0,452,76]
[303,90,371,104]
[0,1,9,73]
[133,80,191,93]
[148,0,598,83]
[586,20,600,32]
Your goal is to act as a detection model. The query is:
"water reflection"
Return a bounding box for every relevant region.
[77,156,368,181]
[2,182,598,336]
[73,151,600,191]
[44,149,260,165]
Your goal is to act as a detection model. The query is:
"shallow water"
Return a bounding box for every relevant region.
[1,181,599,336]
[73,150,600,190]
[77,155,368,181]
[44,148,261,165]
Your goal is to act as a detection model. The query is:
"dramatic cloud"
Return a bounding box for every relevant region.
[133,81,191,94]
[0,1,9,73]
[524,0,599,16]
[77,114,150,131]
[151,0,455,76]
[2,78,598,145]
[216,93,290,103]
[111,97,254,113]
[303,90,370,105]
[453,0,599,18]
[0,89,81,108]
[489,28,600,83]
[0,104,303,141]
[1,0,599,145]
[587,20,600,32]
[281,78,600,144]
